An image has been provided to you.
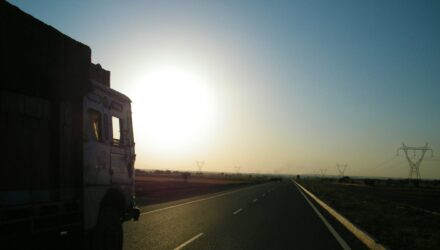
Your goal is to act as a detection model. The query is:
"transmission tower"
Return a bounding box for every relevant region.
[196,161,205,174]
[234,165,241,174]
[319,169,327,178]
[397,143,433,180]
[336,163,348,177]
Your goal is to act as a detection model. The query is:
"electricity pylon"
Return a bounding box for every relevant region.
[234,165,241,174]
[336,163,348,177]
[319,169,327,178]
[196,161,205,173]
[397,143,433,180]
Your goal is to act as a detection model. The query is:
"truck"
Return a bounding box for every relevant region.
[0,2,139,249]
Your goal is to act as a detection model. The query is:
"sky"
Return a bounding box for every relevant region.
[9,0,440,178]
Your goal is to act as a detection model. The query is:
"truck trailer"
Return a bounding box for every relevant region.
[0,2,139,249]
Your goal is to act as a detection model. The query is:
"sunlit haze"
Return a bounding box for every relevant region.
[129,63,218,155]
[10,0,440,178]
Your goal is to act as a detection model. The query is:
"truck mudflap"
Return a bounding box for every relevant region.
[126,206,140,221]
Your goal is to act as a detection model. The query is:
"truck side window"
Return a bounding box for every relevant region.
[88,109,102,141]
[112,116,123,146]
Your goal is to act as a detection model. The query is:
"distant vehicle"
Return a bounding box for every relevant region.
[0,2,139,249]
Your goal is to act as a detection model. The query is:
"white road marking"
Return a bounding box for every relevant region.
[174,233,204,250]
[140,184,261,216]
[294,182,351,250]
[253,198,258,202]
[295,181,387,250]
[233,208,243,215]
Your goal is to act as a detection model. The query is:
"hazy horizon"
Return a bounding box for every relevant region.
[10,0,440,178]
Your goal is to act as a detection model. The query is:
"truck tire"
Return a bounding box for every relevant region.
[94,207,123,250]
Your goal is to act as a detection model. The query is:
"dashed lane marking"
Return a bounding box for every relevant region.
[141,184,262,216]
[174,233,204,250]
[233,208,243,215]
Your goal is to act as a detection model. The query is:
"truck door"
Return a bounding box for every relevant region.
[83,94,111,185]
[109,101,134,185]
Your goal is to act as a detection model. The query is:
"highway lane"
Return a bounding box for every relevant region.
[123,180,346,250]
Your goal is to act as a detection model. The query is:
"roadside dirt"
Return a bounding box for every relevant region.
[298,179,440,250]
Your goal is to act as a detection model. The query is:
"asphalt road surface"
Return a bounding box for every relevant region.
[123,180,348,250]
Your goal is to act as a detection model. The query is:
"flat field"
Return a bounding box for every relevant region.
[298,179,440,250]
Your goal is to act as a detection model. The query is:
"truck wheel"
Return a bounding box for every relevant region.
[95,207,123,250]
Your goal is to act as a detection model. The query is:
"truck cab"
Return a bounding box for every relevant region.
[84,64,139,249]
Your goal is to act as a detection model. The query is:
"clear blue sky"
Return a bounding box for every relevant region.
[9,0,440,178]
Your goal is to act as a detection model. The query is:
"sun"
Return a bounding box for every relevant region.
[131,65,217,155]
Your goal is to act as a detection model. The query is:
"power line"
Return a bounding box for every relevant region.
[372,155,399,169]
[381,159,407,172]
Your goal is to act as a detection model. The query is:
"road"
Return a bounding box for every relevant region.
[123,180,347,250]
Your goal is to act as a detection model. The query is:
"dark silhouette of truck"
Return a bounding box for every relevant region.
[0,2,139,249]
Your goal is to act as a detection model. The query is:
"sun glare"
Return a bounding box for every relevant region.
[131,65,217,155]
